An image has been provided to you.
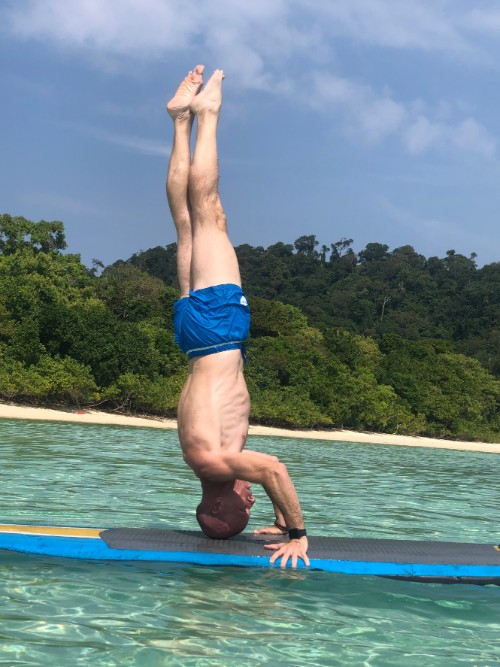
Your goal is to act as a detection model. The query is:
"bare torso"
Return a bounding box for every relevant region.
[177,349,250,474]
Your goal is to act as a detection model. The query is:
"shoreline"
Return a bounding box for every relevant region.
[1,403,499,454]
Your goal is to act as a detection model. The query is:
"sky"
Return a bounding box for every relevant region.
[1,0,500,268]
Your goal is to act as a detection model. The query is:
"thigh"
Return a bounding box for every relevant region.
[191,221,241,290]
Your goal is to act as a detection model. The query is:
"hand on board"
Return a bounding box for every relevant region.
[264,536,310,568]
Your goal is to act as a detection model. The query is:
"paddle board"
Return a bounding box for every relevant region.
[1,523,499,584]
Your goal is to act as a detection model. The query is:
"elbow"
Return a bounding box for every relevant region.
[192,456,226,481]
[265,458,288,486]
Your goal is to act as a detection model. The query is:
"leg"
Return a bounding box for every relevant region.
[188,70,241,290]
[166,65,204,297]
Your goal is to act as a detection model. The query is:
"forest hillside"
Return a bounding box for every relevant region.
[1,214,499,442]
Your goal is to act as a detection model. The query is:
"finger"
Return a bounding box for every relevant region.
[292,552,298,569]
[303,553,311,566]
[280,552,290,568]
[263,544,280,551]
[269,550,282,564]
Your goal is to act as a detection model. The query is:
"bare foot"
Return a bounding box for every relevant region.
[167,65,204,120]
[189,69,224,116]
[253,525,288,536]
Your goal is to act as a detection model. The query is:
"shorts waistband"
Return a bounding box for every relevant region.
[186,340,246,356]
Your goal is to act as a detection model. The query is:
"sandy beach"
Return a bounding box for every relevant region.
[1,402,498,453]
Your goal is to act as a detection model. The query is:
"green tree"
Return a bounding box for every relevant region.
[97,263,169,322]
[0,214,66,255]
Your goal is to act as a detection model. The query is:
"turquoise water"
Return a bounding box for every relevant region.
[0,419,499,666]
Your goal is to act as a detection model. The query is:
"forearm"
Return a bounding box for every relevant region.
[214,449,309,567]
[261,467,304,530]
[259,464,309,568]
[219,450,305,529]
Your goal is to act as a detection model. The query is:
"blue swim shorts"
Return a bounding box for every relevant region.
[174,283,250,359]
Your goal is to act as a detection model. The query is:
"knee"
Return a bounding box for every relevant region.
[175,215,192,239]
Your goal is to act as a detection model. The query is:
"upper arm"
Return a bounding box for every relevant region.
[193,449,280,485]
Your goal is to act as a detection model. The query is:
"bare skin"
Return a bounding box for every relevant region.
[166,67,309,568]
[167,65,204,120]
[166,65,204,297]
[197,479,255,538]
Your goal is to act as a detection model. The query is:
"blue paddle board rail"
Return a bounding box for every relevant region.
[0,525,499,584]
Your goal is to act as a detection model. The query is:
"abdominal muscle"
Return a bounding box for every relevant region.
[177,349,250,470]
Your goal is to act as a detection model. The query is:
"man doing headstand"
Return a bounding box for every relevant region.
[166,65,309,568]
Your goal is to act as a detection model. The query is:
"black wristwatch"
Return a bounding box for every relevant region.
[288,528,307,540]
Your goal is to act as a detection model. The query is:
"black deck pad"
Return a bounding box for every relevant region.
[100,529,500,566]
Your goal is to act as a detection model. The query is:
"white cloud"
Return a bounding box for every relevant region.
[63,121,169,157]
[91,128,169,157]
[306,72,406,143]
[298,0,473,56]
[1,0,296,89]
[404,116,496,157]
[451,119,496,157]
[306,74,496,156]
[354,96,408,144]
[404,116,443,154]
[2,0,498,157]
[4,0,195,56]
[463,6,500,35]
[102,133,169,157]
[4,0,493,79]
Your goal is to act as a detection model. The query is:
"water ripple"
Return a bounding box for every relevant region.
[0,419,499,666]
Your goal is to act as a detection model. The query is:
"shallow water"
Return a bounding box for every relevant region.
[0,419,499,666]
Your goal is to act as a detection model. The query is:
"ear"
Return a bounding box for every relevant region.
[211,497,223,514]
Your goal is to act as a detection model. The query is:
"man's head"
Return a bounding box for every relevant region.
[196,479,255,539]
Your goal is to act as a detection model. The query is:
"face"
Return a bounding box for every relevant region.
[197,479,255,539]
[232,479,255,513]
